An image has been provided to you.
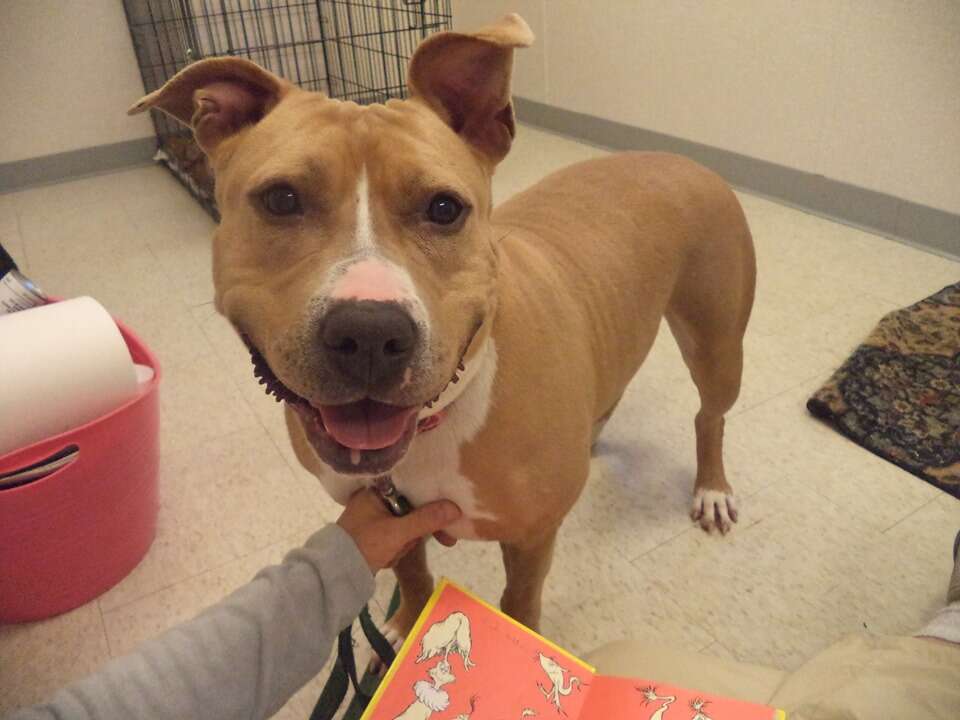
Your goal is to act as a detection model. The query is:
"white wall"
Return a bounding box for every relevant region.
[0,1,154,164]
[454,1,960,214]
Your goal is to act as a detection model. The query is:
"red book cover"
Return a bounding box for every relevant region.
[362,580,784,720]
[581,675,784,720]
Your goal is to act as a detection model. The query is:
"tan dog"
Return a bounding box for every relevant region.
[130,13,755,637]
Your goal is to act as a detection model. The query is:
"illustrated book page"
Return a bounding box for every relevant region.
[362,579,594,719]
[361,580,785,720]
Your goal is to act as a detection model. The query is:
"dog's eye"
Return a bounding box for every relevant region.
[426,193,463,226]
[262,185,302,216]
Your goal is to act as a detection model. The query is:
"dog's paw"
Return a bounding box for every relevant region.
[691,488,738,535]
[367,624,407,675]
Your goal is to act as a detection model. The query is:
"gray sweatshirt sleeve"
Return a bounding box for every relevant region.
[9,524,375,720]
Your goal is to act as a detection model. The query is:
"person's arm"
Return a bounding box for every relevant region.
[11,524,369,720]
[10,493,460,720]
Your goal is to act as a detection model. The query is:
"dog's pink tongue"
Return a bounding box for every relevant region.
[318,401,417,450]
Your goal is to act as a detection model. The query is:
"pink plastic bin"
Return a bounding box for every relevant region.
[0,311,161,623]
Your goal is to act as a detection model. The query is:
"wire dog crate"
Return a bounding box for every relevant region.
[123,0,452,217]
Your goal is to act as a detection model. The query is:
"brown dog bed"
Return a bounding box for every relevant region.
[808,282,960,500]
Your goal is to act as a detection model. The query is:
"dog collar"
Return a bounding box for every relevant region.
[418,335,491,425]
[416,409,447,433]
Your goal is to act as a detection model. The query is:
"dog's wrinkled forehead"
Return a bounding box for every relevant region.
[257,101,474,283]
[218,96,488,221]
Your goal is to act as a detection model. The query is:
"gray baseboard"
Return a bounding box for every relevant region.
[0,137,157,193]
[515,97,959,260]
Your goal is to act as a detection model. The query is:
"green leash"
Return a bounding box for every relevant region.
[312,478,411,720]
[310,584,402,720]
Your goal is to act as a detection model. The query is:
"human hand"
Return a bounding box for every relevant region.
[337,489,462,572]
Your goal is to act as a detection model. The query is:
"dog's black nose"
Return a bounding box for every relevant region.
[321,301,417,387]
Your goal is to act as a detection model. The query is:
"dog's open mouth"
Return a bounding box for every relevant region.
[292,399,421,474]
[243,337,466,474]
[315,400,419,450]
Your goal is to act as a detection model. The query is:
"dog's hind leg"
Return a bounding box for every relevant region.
[670,318,744,534]
[665,221,755,534]
[500,528,558,632]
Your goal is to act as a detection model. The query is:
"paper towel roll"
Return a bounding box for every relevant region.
[0,297,138,456]
[134,364,155,385]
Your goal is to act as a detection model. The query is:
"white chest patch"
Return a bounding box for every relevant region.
[305,340,499,539]
[392,340,499,539]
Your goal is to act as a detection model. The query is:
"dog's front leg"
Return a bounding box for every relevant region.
[386,540,434,643]
[499,529,558,632]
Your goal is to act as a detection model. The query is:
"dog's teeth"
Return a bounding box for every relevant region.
[350,449,362,466]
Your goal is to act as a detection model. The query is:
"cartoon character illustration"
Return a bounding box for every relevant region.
[416,611,475,670]
[393,660,457,720]
[689,698,713,720]
[637,685,677,720]
[536,653,583,715]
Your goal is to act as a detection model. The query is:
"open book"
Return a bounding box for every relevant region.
[362,580,785,720]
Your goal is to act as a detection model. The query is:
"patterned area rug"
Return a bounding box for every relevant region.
[808,282,960,500]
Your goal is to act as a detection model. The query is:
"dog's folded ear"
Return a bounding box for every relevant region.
[127,57,291,154]
[408,13,534,164]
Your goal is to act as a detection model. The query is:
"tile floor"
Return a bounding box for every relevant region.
[2,126,959,717]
